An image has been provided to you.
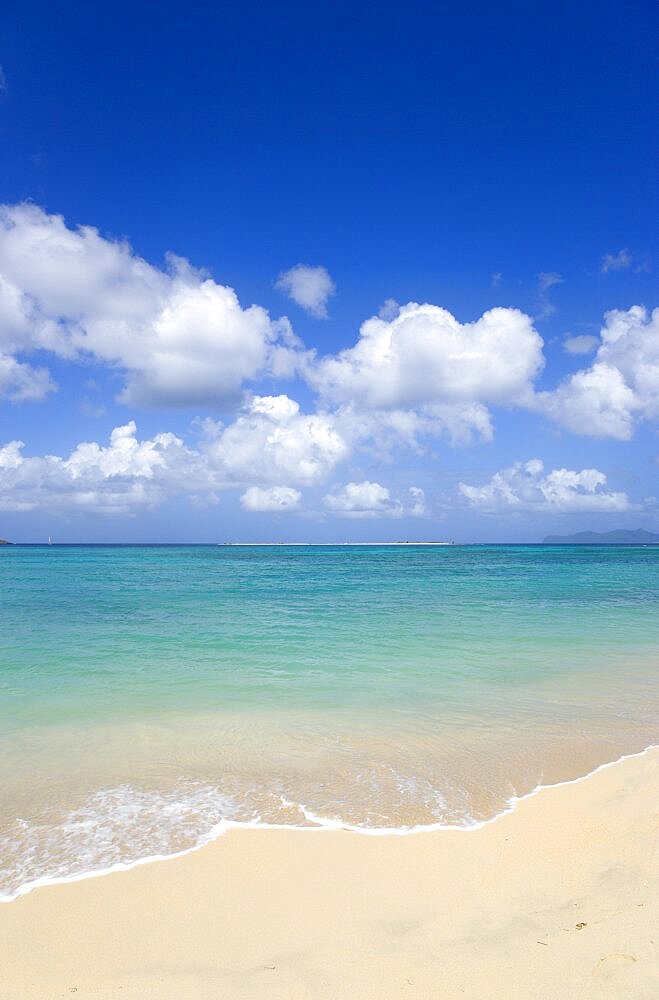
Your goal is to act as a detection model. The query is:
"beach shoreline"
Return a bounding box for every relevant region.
[2,741,656,904]
[1,745,657,999]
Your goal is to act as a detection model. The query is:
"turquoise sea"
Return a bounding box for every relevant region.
[1,544,658,899]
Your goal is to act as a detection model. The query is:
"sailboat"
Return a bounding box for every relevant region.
[48,535,53,546]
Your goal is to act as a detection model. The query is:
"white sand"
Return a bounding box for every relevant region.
[1,748,657,999]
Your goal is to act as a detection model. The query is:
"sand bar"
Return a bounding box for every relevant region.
[1,748,657,999]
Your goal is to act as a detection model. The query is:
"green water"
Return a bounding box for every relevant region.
[1,544,657,897]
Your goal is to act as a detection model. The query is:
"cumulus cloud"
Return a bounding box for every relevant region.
[323,480,430,518]
[0,403,433,520]
[459,459,631,514]
[275,264,335,318]
[201,394,349,486]
[240,485,301,512]
[601,248,632,273]
[0,394,349,515]
[2,202,654,465]
[329,401,495,456]
[0,204,303,407]
[537,306,659,439]
[324,480,401,518]
[538,363,637,439]
[418,403,494,445]
[563,334,599,355]
[309,303,544,419]
[0,422,199,514]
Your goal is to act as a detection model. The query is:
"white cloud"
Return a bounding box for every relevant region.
[0,422,198,514]
[537,306,659,439]
[408,486,427,516]
[538,362,637,439]
[0,387,478,519]
[240,485,301,512]
[0,405,431,519]
[420,403,494,445]
[563,334,599,355]
[201,394,349,486]
[64,421,181,480]
[600,248,650,275]
[536,272,562,318]
[327,402,495,458]
[378,298,400,320]
[309,303,544,418]
[275,264,335,318]
[323,480,429,518]
[0,394,349,515]
[0,353,55,401]
[459,459,631,514]
[601,248,632,273]
[1,203,654,466]
[324,480,400,518]
[0,204,303,406]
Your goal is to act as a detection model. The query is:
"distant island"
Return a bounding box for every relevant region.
[220,541,456,546]
[0,539,12,545]
[543,528,659,545]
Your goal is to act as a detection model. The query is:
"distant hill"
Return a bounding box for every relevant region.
[0,539,12,545]
[543,528,659,544]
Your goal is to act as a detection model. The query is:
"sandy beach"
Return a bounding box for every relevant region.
[1,747,656,999]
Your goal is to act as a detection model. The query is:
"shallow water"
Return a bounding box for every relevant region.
[1,544,657,898]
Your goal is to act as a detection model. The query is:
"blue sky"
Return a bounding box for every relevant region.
[0,0,656,542]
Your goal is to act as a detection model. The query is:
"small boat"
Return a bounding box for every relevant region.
[48,536,53,546]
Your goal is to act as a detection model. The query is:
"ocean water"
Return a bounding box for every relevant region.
[1,543,657,899]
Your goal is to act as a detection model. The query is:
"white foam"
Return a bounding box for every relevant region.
[0,783,245,902]
[1,742,656,904]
